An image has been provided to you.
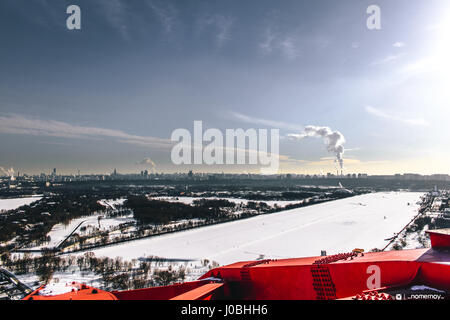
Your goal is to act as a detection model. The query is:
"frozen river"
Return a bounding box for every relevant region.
[87,192,423,265]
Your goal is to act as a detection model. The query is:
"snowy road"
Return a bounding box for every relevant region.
[86,192,423,265]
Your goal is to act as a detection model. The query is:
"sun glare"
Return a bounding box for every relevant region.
[432,10,450,69]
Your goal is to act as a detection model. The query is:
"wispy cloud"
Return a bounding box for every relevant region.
[259,27,276,56]
[278,155,308,165]
[279,37,300,60]
[258,28,300,60]
[197,14,234,48]
[393,42,406,48]
[146,0,178,35]
[0,114,172,149]
[97,0,130,40]
[370,53,406,66]
[229,111,303,131]
[365,106,429,126]
[93,1,178,40]
[398,58,432,76]
[313,36,331,49]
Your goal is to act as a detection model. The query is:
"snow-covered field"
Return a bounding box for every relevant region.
[16,271,103,291]
[97,198,126,210]
[29,213,134,250]
[87,192,423,265]
[0,196,42,212]
[152,196,303,208]
[29,198,131,248]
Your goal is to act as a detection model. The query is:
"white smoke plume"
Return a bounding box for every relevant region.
[0,166,15,177]
[136,158,157,173]
[288,126,346,169]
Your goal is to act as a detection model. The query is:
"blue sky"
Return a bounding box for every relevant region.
[0,0,449,175]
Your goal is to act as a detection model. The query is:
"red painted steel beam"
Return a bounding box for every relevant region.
[170,283,224,300]
[426,229,450,249]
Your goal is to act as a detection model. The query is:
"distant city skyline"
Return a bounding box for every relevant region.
[3,168,450,180]
[1,1,449,175]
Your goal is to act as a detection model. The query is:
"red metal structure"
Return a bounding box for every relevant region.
[23,229,450,300]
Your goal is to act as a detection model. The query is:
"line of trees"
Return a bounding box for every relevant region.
[1,251,187,291]
[126,196,230,225]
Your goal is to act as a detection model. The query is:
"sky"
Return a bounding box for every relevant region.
[0,0,449,175]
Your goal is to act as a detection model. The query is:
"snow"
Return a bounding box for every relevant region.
[29,213,135,250]
[0,196,42,212]
[37,282,78,296]
[86,192,423,266]
[391,225,430,250]
[97,198,126,211]
[152,196,303,208]
[15,270,103,291]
